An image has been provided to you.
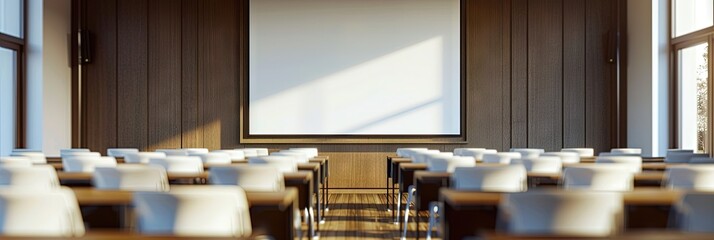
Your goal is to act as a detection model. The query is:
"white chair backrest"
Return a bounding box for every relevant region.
[183,148,209,155]
[413,152,453,164]
[0,165,60,189]
[289,148,319,158]
[106,148,139,158]
[482,152,521,164]
[690,156,714,164]
[665,150,698,163]
[399,149,436,158]
[9,151,46,164]
[0,156,33,167]
[561,148,595,157]
[211,150,246,162]
[453,148,484,156]
[0,187,85,237]
[665,165,714,190]
[61,151,101,158]
[236,148,259,158]
[241,148,269,156]
[248,156,298,173]
[271,150,310,163]
[595,155,642,173]
[60,148,91,157]
[451,165,527,192]
[458,149,498,161]
[189,152,231,165]
[562,165,634,191]
[502,190,623,236]
[155,149,189,156]
[674,192,714,232]
[92,165,169,191]
[396,148,427,157]
[511,156,562,174]
[610,148,641,155]
[125,152,167,164]
[541,152,580,164]
[210,165,285,192]
[148,156,204,174]
[426,156,476,173]
[133,186,252,237]
[62,156,117,173]
[510,148,545,158]
[10,149,41,153]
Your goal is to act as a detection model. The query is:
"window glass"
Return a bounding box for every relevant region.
[678,42,709,152]
[673,0,713,38]
[0,47,17,155]
[0,0,23,38]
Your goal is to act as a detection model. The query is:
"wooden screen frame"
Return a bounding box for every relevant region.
[239,0,467,144]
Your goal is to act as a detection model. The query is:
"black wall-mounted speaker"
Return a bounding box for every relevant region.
[80,29,92,64]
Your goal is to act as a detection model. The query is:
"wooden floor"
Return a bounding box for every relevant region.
[319,194,435,240]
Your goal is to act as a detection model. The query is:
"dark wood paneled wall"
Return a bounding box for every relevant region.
[77,0,624,188]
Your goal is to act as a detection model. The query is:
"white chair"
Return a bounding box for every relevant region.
[400,149,438,159]
[0,165,60,189]
[271,150,310,163]
[610,148,642,155]
[690,156,714,164]
[210,165,285,192]
[0,187,85,237]
[424,165,527,239]
[241,148,269,156]
[125,152,167,164]
[61,151,101,158]
[10,149,42,153]
[665,150,700,163]
[595,155,642,173]
[396,148,428,157]
[92,165,169,191]
[62,156,118,173]
[562,165,634,191]
[10,151,47,164]
[289,148,319,158]
[59,148,91,158]
[453,148,484,156]
[236,148,259,158]
[155,149,189,156]
[189,152,231,165]
[457,149,497,162]
[541,152,580,164]
[501,190,623,236]
[664,165,714,190]
[427,156,476,172]
[212,150,246,162]
[0,156,33,167]
[413,152,453,164]
[106,148,139,158]
[561,148,595,157]
[482,152,521,164]
[673,192,714,232]
[511,156,562,174]
[183,148,209,155]
[148,156,204,174]
[248,156,299,173]
[452,165,528,192]
[133,186,252,237]
[510,148,544,158]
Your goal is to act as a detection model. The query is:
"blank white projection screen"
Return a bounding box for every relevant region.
[249,0,461,135]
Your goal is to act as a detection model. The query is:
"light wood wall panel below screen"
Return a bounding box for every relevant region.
[77,0,624,188]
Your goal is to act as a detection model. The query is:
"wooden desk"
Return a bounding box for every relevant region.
[0,231,251,239]
[58,172,209,182]
[72,187,298,239]
[474,230,714,240]
[440,188,686,240]
[310,157,329,221]
[390,157,413,222]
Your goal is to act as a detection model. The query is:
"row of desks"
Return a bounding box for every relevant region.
[72,187,297,239]
[47,156,330,239]
[384,156,690,239]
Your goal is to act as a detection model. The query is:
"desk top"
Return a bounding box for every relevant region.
[58,171,311,183]
[440,188,685,207]
[416,171,664,184]
[71,187,298,208]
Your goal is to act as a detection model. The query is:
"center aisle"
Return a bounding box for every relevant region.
[320,194,431,240]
